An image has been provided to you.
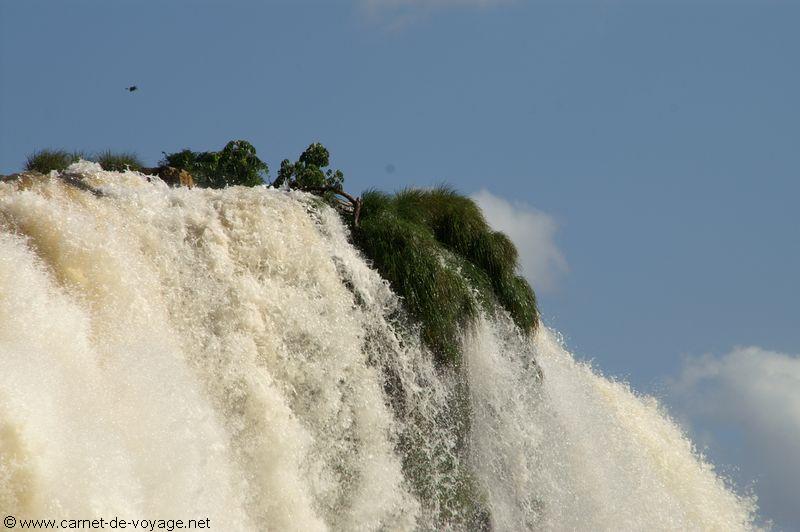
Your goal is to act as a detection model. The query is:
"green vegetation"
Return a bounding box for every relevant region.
[161,139,268,188]
[94,150,144,172]
[354,186,538,364]
[24,149,85,173]
[273,142,344,191]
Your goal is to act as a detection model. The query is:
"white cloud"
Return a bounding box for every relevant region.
[471,189,567,292]
[668,346,800,528]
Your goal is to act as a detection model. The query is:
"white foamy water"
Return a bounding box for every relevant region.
[0,163,758,530]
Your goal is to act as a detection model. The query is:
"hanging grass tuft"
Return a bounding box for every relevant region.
[354,186,539,365]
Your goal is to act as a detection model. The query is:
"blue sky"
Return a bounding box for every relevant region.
[2,0,798,528]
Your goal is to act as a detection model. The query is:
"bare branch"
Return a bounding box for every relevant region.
[300,185,363,227]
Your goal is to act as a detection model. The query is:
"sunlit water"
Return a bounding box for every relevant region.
[0,163,758,530]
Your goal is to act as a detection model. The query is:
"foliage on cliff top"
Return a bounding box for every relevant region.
[161,139,268,188]
[354,186,539,364]
[25,149,85,174]
[94,150,144,172]
[273,142,344,191]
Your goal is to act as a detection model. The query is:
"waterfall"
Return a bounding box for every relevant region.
[0,163,758,530]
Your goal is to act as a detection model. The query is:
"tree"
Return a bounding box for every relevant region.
[272,142,344,190]
[273,142,361,224]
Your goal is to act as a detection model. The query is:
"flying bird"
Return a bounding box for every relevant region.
[126,85,138,92]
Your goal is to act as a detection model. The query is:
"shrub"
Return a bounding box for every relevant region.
[354,186,539,365]
[161,139,268,188]
[94,150,144,172]
[24,149,84,173]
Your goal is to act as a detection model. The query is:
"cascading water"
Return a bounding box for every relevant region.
[0,163,759,530]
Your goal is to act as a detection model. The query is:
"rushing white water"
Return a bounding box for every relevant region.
[0,163,758,530]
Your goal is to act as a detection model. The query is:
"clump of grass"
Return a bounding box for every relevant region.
[356,205,475,361]
[24,149,85,173]
[354,186,539,365]
[94,150,144,172]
